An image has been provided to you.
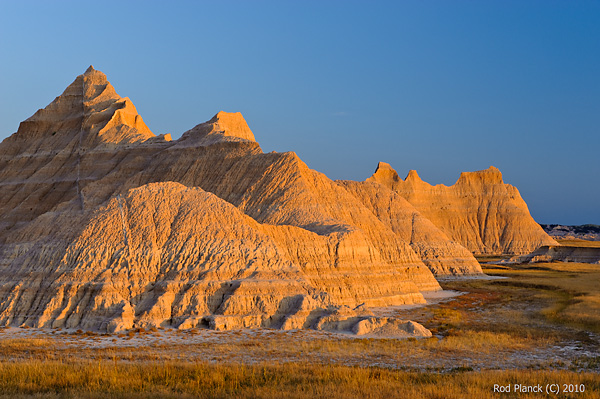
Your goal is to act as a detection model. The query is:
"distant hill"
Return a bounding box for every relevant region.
[540,224,600,241]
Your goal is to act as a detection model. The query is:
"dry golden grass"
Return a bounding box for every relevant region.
[482,262,600,330]
[556,238,600,248]
[0,314,553,370]
[0,361,597,399]
[431,330,532,353]
[564,294,600,327]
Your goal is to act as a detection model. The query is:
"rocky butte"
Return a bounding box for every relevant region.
[0,67,556,335]
[367,162,558,255]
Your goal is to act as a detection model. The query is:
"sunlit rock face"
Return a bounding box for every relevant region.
[367,162,558,255]
[336,180,483,275]
[0,67,448,333]
[0,67,552,333]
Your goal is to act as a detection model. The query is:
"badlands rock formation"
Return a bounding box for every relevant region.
[0,67,444,334]
[0,67,551,333]
[337,180,482,275]
[368,162,558,255]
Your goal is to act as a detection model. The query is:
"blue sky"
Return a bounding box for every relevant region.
[1,1,598,224]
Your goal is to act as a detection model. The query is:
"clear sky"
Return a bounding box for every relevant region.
[1,1,598,225]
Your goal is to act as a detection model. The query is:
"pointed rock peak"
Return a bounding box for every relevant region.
[80,67,109,91]
[80,65,107,85]
[209,111,256,142]
[375,161,395,172]
[367,161,402,186]
[13,67,154,148]
[457,166,504,185]
[178,111,258,147]
[405,170,423,182]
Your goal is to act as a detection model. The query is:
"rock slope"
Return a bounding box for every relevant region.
[367,162,558,255]
[337,180,482,275]
[0,67,444,333]
[0,67,553,332]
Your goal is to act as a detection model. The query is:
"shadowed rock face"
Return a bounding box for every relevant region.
[0,67,445,333]
[367,162,558,255]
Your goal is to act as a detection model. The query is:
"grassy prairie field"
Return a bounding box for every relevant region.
[0,362,597,399]
[0,259,598,398]
[556,238,600,248]
[478,262,600,330]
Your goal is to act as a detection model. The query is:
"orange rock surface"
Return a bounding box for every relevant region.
[367,162,558,254]
[0,67,554,332]
[0,68,444,333]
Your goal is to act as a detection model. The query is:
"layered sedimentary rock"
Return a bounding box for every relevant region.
[337,181,482,275]
[0,67,554,332]
[352,318,432,338]
[0,66,159,232]
[178,111,256,146]
[368,162,558,255]
[0,67,444,332]
[507,246,600,265]
[0,182,312,331]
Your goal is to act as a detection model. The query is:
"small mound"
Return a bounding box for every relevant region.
[352,317,432,338]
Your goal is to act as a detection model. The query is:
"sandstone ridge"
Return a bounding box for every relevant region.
[178,111,257,146]
[336,180,483,275]
[7,65,154,153]
[0,68,550,333]
[0,67,445,334]
[368,163,557,254]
